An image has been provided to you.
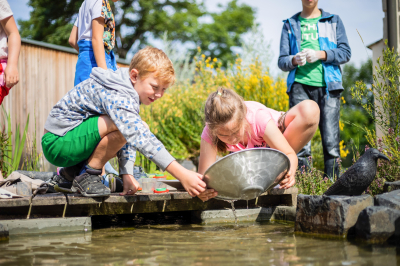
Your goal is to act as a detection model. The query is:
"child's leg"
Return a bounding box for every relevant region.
[282,99,320,154]
[72,115,126,197]
[85,115,126,169]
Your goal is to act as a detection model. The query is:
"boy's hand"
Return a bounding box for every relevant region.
[179,170,207,197]
[279,170,295,189]
[293,51,306,66]
[120,174,140,195]
[166,161,207,197]
[4,64,19,88]
[197,188,218,202]
[303,49,326,63]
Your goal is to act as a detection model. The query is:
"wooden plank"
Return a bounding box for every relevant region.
[32,193,67,206]
[0,197,30,208]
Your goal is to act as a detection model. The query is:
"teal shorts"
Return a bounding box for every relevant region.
[42,116,101,167]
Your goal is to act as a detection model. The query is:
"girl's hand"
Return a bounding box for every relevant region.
[279,170,295,189]
[120,174,140,195]
[198,188,218,202]
[4,64,19,88]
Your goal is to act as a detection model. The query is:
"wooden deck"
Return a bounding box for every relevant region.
[0,187,298,220]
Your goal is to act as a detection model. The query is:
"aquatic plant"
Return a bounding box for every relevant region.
[0,108,30,177]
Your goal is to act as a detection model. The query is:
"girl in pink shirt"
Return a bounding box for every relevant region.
[198,87,319,201]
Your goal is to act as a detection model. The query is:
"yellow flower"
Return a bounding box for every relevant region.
[213,58,217,62]
[201,54,205,59]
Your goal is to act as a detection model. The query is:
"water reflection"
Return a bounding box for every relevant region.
[0,222,399,265]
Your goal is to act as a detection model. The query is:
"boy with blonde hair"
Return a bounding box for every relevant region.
[42,47,206,197]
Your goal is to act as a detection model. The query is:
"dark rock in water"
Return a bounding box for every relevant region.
[324,148,389,196]
[383,181,400,193]
[295,194,373,236]
[15,171,56,181]
[355,206,400,243]
[375,190,400,211]
[0,223,9,241]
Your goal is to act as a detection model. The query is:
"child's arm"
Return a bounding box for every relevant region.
[1,16,20,88]
[68,25,79,52]
[278,23,296,72]
[263,120,298,189]
[197,139,219,201]
[198,139,218,175]
[120,162,207,197]
[92,17,107,69]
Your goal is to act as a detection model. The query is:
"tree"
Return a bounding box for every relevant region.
[18,0,255,63]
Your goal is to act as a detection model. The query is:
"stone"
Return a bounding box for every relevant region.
[179,160,196,172]
[354,206,400,243]
[1,217,92,236]
[375,190,400,210]
[295,194,373,236]
[383,181,400,193]
[0,223,9,241]
[192,206,296,224]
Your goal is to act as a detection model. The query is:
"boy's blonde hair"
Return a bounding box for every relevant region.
[129,46,175,85]
[204,87,250,153]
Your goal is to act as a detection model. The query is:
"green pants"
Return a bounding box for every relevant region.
[42,116,101,167]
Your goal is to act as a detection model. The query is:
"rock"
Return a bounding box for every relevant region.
[192,206,296,224]
[179,160,196,172]
[375,190,400,210]
[0,223,9,241]
[383,181,400,193]
[355,206,400,243]
[295,194,373,236]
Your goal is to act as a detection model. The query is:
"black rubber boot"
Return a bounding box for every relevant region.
[72,168,110,197]
[298,157,311,173]
[59,161,86,182]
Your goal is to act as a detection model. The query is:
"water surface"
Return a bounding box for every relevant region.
[0,221,399,265]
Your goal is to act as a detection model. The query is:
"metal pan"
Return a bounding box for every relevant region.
[203,148,290,200]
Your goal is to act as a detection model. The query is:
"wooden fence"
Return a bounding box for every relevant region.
[2,39,129,170]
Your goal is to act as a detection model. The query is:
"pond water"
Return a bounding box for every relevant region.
[0,221,399,265]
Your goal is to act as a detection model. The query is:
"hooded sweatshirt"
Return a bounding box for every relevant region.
[278,9,351,93]
[44,67,175,176]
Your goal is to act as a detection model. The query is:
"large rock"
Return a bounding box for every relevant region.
[295,194,373,236]
[355,206,400,243]
[383,181,400,193]
[375,190,400,210]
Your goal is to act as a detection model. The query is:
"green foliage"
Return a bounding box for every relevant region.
[351,41,400,184]
[0,108,29,177]
[21,118,43,172]
[19,0,255,64]
[342,59,373,107]
[18,0,80,46]
[296,157,333,195]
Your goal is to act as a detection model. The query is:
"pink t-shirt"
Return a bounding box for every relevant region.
[201,101,283,152]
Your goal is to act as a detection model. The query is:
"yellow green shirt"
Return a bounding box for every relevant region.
[295,15,326,87]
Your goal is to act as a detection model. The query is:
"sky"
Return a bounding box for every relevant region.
[10,0,383,76]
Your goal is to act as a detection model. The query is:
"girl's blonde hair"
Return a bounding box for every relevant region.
[204,87,249,153]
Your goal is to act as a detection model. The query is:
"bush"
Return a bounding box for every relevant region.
[351,41,400,191]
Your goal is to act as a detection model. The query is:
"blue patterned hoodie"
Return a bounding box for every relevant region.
[44,67,175,176]
[278,9,351,93]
